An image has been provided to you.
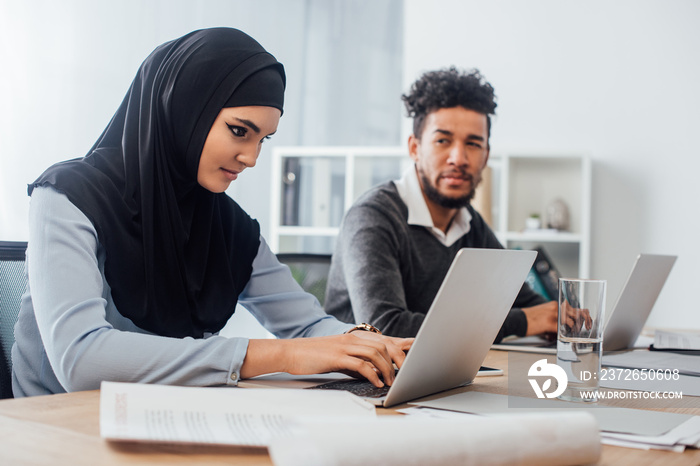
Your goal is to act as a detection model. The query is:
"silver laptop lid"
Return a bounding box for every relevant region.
[603,254,676,352]
[383,248,537,407]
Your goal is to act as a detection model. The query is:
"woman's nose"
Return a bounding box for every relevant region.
[238,146,260,169]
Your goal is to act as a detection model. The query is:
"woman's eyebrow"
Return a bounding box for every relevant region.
[234,117,260,133]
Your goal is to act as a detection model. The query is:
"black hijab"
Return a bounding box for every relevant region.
[29,28,286,338]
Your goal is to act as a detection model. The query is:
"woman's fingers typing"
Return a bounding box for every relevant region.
[277,333,414,388]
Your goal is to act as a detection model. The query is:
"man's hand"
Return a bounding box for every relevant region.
[522,301,558,337]
[560,300,593,334]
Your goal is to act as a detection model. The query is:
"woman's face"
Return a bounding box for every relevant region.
[197,106,281,193]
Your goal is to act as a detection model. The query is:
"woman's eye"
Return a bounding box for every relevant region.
[227,124,247,137]
[260,135,271,144]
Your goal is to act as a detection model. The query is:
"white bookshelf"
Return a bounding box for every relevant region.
[489,153,591,279]
[269,147,591,279]
[269,146,411,254]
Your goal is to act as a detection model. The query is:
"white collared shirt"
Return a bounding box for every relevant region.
[393,165,472,247]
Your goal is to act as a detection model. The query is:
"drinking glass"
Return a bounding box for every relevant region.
[556,278,606,402]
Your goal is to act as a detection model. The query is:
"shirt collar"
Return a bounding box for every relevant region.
[394,165,472,246]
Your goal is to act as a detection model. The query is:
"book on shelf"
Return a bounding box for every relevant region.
[532,247,561,301]
[525,267,551,301]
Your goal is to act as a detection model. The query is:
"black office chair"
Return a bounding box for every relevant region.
[0,241,28,399]
[276,253,332,306]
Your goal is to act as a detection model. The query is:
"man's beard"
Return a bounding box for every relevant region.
[419,168,480,209]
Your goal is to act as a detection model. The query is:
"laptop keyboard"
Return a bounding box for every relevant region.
[307,378,390,398]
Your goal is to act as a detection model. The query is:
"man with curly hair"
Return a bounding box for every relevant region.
[324,67,558,341]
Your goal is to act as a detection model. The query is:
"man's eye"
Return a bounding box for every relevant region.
[227,124,247,137]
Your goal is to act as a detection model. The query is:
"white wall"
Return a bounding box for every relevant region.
[0,0,312,240]
[403,0,700,329]
[0,0,402,243]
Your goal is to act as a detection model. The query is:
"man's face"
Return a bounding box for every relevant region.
[408,106,490,209]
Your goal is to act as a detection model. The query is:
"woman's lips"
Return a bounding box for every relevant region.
[221,168,240,181]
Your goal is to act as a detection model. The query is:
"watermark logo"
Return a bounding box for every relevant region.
[528,359,568,399]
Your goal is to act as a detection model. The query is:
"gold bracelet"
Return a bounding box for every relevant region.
[345,323,382,335]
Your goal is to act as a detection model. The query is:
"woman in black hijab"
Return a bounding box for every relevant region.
[12,28,411,397]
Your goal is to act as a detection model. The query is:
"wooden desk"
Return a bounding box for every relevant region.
[1,351,698,465]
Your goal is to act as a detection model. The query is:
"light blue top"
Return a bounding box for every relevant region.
[11,186,351,397]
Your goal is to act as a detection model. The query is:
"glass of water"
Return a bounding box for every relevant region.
[556,278,606,402]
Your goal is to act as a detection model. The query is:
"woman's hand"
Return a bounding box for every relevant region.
[242,333,413,388]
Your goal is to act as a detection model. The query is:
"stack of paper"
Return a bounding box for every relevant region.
[600,349,700,396]
[99,381,375,447]
[406,391,700,452]
[601,416,700,451]
[653,329,700,353]
[100,382,602,465]
[602,349,700,376]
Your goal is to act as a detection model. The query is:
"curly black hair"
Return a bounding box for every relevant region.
[402,67,497,140]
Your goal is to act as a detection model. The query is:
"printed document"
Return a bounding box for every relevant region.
[99,381,374,447]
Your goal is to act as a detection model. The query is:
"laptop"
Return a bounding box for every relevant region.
[491,253,677,354]
[241,247,537,407]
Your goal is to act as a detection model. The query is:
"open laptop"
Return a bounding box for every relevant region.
[491,253,677,354]
[241,247,536,407]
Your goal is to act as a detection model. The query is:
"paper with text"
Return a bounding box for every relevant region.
[99,381,374,447]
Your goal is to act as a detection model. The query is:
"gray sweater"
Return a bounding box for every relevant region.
[324,181,545,341]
